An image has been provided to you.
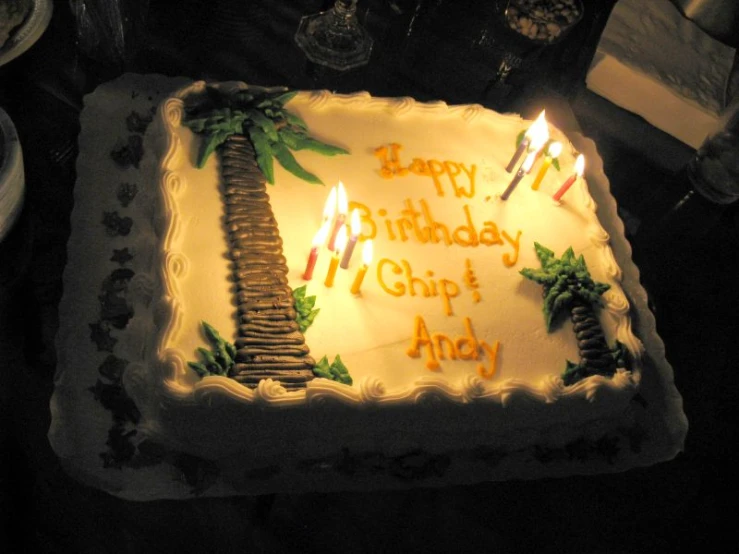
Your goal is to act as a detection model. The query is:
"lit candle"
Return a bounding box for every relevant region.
[553,154,585,202]
[505,110,546,173]
[303,221,330,280]
[523,120,550,174]
[531,141,562,190]
[322,186,337,225]
[324,229,346,288]
[340,209,360,269]
[350,239,373,295]
[327,181,348,251]
[501,151,537,200]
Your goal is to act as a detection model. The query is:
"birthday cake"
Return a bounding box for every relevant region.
[54,78,686,495]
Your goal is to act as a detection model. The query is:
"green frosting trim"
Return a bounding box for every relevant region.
[183,88,348,184]
[293,285,320,332]
[520,242,610,331]
[187,321,237,378]
[313,354,353,385]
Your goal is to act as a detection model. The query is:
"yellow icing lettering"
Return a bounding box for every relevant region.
[400,198,428,243]
[433,333,457,362]
[391,143,408,176]
[377,208,397,241]
[373,144,476,198]
[455,317,479,360]
[409,158,429,176]
[374,143,406,178]
[463,259,481,302]
[427,159,447,196]
[501,230,522,267]
[444,161,461,196]
[426,270,437,297]
[451,205,479,247]
[477,340,500,379]
[446,161,475,198]
[459,163,477,197]
[407,315,440,370]
[439,279,459,316]
[377,258,405,297]
[377,259,459,315]
[478,220,503,246]
[405,260,431,298]
[349,201,376,240]
[418,199,451,245]
[396,214,414,242]
[407,316,500,376]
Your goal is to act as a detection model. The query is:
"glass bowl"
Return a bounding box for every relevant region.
[502,0,584,45]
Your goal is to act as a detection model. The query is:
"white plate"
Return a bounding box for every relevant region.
[0,106,25,242]
[0,0,53,67]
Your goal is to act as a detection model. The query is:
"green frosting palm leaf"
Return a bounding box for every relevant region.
[520,242,610,331]
[183,88,348,183]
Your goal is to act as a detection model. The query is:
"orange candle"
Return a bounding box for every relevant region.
[350,240,373,294]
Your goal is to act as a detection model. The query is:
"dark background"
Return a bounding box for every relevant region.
[1,1,736,551]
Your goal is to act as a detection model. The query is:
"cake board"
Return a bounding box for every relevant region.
[49,73,687,500]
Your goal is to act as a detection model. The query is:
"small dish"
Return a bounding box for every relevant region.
[0,106,25,242]
[0,0,53,67]
[503,0,584,45]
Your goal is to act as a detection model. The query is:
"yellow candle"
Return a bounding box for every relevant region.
[324,253,340,288]
[531,141,562,190]
[324,231,347,288]
[350,265,368,295]
[350,240,373,294]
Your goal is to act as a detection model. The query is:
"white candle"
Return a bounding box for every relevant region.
[328,181,348,251]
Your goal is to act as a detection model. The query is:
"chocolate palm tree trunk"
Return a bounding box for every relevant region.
[219,134,315,389]
[570,299,616,377]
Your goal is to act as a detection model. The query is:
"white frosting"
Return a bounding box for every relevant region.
[141,80,641,440]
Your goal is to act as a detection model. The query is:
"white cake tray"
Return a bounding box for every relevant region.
[49,73,687,500]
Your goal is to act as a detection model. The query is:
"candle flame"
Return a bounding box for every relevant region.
[323,187,337,220]
[521,150,537,173]
[312,221,330,247]
[525,110,546,138]
[335,226,348,254]
[548,141,563,158]
[337,181,348,215]
[528,115,549,152]
[362,239,373,265]
[575,154,585,176]
[350,209,360,236]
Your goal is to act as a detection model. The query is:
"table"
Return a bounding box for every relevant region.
[1,1,735,551]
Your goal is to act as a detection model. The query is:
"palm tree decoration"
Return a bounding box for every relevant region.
[520,242,627,386]
[182,85,348,390]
